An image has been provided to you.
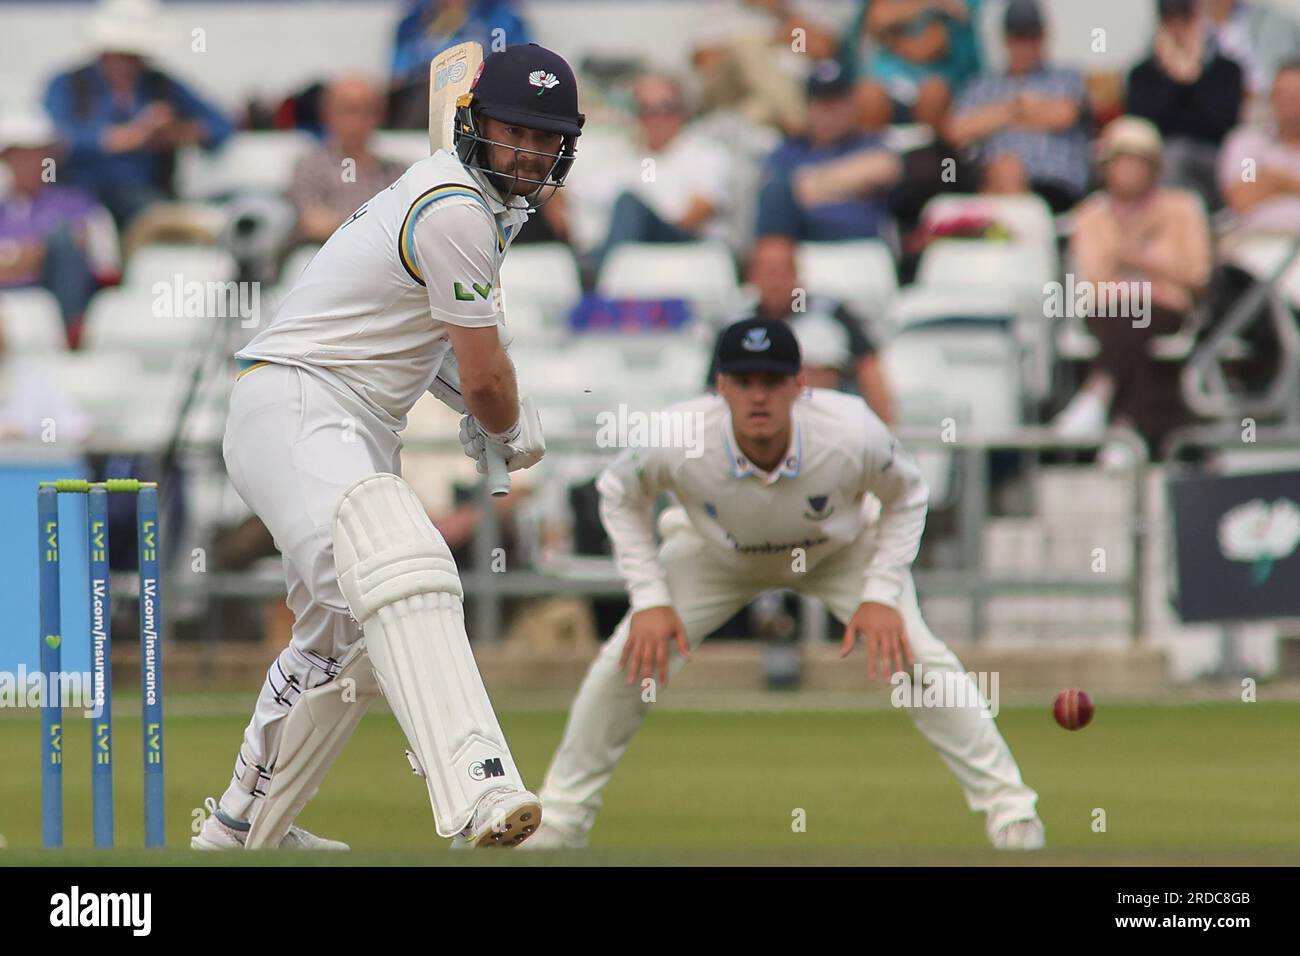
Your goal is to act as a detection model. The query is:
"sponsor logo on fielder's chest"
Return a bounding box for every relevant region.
[453,281,493,301]
[470,757,506,781]
[804,495,834,520]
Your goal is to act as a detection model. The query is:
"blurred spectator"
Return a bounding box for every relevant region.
[1203,59,1300,395]
[1126,0,1243,210]
[0,109,119,344]
[692,0,839,136]
[388,1,534,129]
[847,0,984,131]
[42,0,234,229]
[1219,60,1300,235]
[945,0,1090,212]
[1204,0,1300,110]
[595,73,733,264]
[0,323,90,445]
[1055,117,1211,457]
[707,236,895,421]
[287,75,405,243]
[754,60,902,242]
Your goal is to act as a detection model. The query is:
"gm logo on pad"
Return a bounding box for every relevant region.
[469,758,506,781]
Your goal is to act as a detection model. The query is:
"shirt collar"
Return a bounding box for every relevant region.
[721,405,802,485]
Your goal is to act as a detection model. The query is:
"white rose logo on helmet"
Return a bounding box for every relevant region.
[528,70,559,93]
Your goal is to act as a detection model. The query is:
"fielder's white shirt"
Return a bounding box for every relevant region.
[597,388,929,612]
[237,149,531,430]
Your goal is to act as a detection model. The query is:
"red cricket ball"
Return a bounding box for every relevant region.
[1053,688,1093,731]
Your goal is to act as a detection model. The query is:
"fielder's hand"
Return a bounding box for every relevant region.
[460,395,545,474]
[619,606,690,688]
[841,601,913,679]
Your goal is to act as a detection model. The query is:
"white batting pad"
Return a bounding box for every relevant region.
[332,473,522,836]
[245,641,379,849]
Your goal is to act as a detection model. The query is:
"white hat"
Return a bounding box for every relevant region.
[90,0,162,57]
[0,106,58,152]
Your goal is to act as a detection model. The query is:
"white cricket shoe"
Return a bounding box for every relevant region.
[991,816,1046,850]
[449,787,542,848]
[190,797,349,851]
[515,821,586,850]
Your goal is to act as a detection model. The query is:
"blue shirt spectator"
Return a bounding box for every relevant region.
[43,5,234,230]
[388,1,534,127]
[756,61,901,242]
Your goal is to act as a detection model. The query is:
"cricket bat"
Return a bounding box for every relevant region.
[427,41,511,496]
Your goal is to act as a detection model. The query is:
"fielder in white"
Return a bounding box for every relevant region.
[530,318,1044,850]
[193,44,584,850]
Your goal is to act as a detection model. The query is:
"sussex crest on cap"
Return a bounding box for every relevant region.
[529,70,560,93]
[742,328,771,352]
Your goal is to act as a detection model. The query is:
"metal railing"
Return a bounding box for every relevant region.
[167,425,1150,646]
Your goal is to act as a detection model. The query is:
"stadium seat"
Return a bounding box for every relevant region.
[597,241,739,324]
[124,243,237,286]
[796,240,898,334]
[499,242,583,334]
[915,240,1055,400]
[882,327,1023,508]
[0,288,68,353]
[80,286,223,366]
[19,332,201,453]
[920,192,1060,277]
[371,129,430,169]
[1222,234,1300,308]
[175,131,318,201]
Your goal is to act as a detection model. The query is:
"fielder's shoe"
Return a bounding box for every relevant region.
[991,816,1046,850]
[449,787,541,849]
[190,797,349,851]
[515,821,586,850]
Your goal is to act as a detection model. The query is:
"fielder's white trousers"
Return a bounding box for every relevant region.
[218,363,402,821]
[539,508,1039,841]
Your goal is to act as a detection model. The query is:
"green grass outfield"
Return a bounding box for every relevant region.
[2,696,1298,865]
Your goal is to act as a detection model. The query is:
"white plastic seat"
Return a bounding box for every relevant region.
[33,351,146,444]
[124,243,237,286]
[1221,234,1300,308]
[370,129,429,169]
[597,242,739,324]
[882,326,1023,507]
[0,288,67,352]
[499,242,583,332]
[917,237,1053,293]
[920,193,1060,276]
[81,286,216,364]
[796,240,898,333]
[914,240,1055,399]
[176,131,318,200]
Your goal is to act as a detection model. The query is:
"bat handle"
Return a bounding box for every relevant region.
[485,447,510,497]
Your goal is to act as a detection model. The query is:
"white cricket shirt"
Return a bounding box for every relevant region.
[596,388,929,611]
[236,149,531,430]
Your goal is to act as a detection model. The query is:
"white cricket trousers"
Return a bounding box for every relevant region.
[218,362,402,821]
[539,508,1039,841]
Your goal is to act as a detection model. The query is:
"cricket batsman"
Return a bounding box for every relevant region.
[192,44,584,850]
[529,318,1044,850]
